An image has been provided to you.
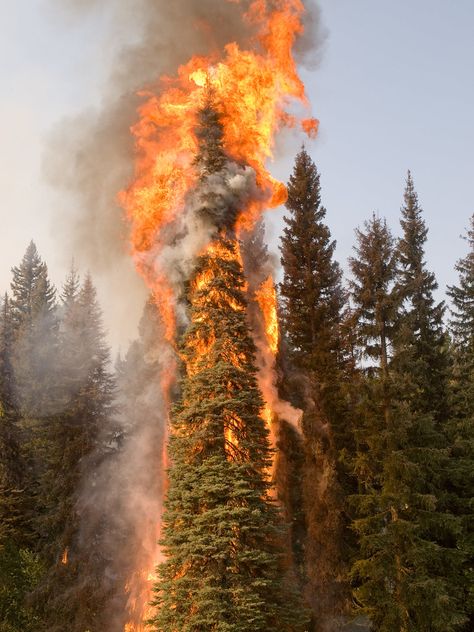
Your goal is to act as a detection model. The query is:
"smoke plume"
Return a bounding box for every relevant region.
[42,1,324,630]
[44,0,323,326]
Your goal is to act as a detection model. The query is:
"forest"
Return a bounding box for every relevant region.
[0,147,473,632]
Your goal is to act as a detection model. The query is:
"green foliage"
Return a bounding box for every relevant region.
[32,272,116,631]
[447,215,474,630]
[349,182,465,631]
[279,149,352,630]
[0,544,44,632]
[349,214,397,373]
[152,237,308,631]
[280,148,345,376]
[394,171,449,421]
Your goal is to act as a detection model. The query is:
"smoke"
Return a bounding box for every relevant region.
[42,1,323,629]
[44,0,323,339]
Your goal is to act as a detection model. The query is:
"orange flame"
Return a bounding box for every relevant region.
[120,0,317,301]
[120,1,314,628]
[255,275,279,355]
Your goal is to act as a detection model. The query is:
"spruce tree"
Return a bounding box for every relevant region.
[279,149,351,631]
[10,241,58,418]
[393,174,461,627]
[0,293,44,632]
[34,272,115,631]
[394,171,449,421]
[152,236,306,631]
[349,214,464,631]
[447,215,474,629]
[152,103,306,631]
[10,241,56,333]
[0,293,26,545]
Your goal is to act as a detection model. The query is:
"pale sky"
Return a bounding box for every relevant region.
[1,0,473,350]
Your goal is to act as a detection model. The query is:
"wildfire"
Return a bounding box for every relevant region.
[120,0,317,315]
[120,0,315,628]
[255,275,280,355]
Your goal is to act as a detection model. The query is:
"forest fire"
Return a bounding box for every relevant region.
[119,0,316,628]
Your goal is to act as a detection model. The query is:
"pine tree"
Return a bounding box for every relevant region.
[0,293,44,632]
[448,215,474,416]
[0,293,25,544]
[280,149,345,381]
[10,241,58,418]
[279,149,351,631]
[34,272,116,631]
[447,215,474,629]
[10,241,56,333]
[394,171,449,421]
[152,236,307,631]
[349,214,464,631]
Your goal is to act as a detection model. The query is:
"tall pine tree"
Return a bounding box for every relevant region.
[152,104,307,631]
[394,171,449,421]
[279,149,351,631]
[152,236,306,631]
[34,271,116,631]
[10,241,58,418]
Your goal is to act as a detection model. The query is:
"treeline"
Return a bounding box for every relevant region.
[0,244,118,630]
[277,151,473,631]
[0,148,473,632]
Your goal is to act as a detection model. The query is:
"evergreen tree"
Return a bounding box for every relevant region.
[34,272,116,631]
[279,149,351,631]
[0,292,45,632]
[10,241,56,334]
[349,214,464,631]
[447,215,474,629]
[394,171,449,421]
[152,236,307,631]
[280,149,345,381]
[0,293,25,545]
[10,241,58,418]
[448,215,474,415]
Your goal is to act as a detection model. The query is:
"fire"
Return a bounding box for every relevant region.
[120,0,317,306]
[255,275,279,355]
[120,0,315,628]
[61,548,68,565]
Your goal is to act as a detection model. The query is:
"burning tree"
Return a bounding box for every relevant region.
[151,237,307,631]
[117,1,319,626]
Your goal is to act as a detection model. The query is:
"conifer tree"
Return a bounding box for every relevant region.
[152,104,306,631]
[394,171,449,421]
[10,241,58,418]
[0,293,27,545]
[10,241,56,333]
[0,292,45,632]
[280,149,345,382]
[447,215,474,629]
[349,214,464,632]
[279,149,350,630]
[152,236,306,631]
[34,272,115,631]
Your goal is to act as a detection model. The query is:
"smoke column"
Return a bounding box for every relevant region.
[44,1,324,630]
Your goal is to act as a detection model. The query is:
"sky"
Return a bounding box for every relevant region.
[1,0,473,350]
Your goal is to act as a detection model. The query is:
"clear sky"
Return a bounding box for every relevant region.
[1,0,473,349]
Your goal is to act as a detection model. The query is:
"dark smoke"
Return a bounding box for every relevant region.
[44,1,324,335]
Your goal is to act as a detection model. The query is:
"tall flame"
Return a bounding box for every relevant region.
[120,0,314,628]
